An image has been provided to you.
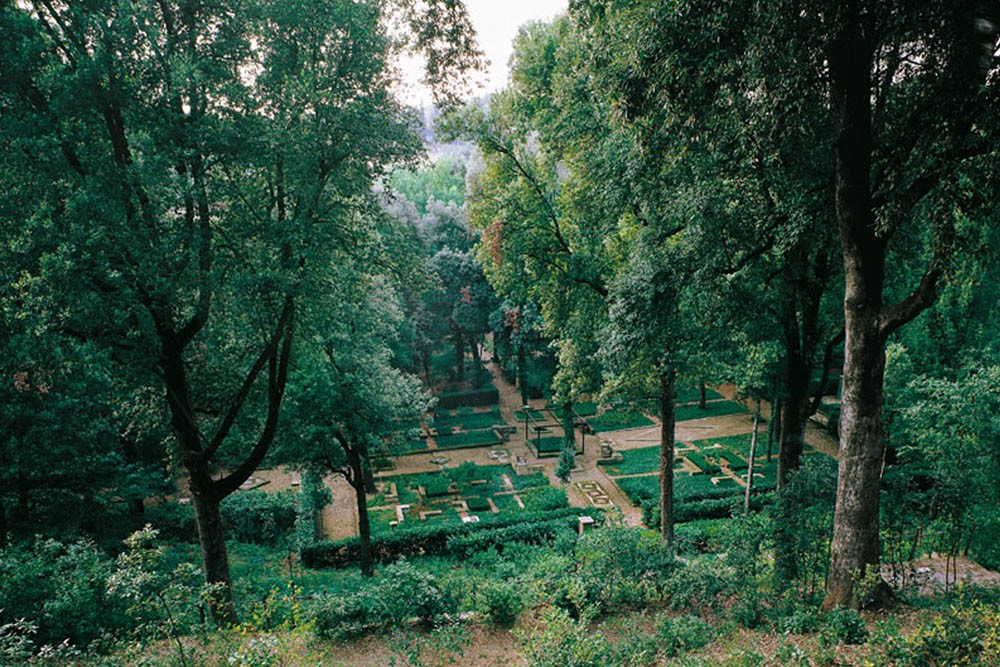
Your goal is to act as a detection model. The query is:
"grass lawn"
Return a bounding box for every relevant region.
[600,444,684,476]
[434,406,504,432]
[674,386,725,404]
[674,400,747,422]
[589,408,655,432]
[434,429,500,449]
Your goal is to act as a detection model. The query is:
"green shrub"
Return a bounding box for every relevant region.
[145,501,198,541]
[879,602,998,666]
[0,538,128,650]
[302,508,598,568]
[574,527,677,610]
[666,559,734,611]
[476,579,522,627]
[654,613,712,657]
[779,607,820,635]
[221,490,298,545]
[512,471,550,489]
[517,607,613,667]
[465,496,492,512]
[819,606,867,645]
[522,486,568,512]
[447,518,577,558]
[313,559,455,640]
[422,476,455,497]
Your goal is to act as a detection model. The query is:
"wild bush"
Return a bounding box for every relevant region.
[312,559,456,641]
[877,601,999,666]
[221,490,298,546]
[819,606,867,645]
[654,612,712,657]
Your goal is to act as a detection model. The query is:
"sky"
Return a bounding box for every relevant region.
[397,0,568,106]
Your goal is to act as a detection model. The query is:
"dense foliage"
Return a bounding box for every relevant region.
[1,0,999,662]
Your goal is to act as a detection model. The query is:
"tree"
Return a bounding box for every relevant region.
[570,0,999,608]
[820,0,999,609]
[0,0,480,623]
[281,271,429,577]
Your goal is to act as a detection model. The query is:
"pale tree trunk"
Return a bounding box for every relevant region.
[744,400,760,514]
[658,370,676,548]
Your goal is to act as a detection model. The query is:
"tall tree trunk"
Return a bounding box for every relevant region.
[698,379,707,409]
[658,370,676,548]
[517,345,529,405]
[190,487,238,625]
[470,336,482,384]
[744,400,761,513]
[778,351,811,490]
[561,401,576,449]
[453,328,465,383]
[349,446,374,577]
[767,395,780,463]
[823,15,889,611]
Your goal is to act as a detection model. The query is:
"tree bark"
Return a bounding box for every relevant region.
[778,350,811,490]
[517,345,529,405]
[658,370,676,548]
[561,401,576,449]
[190,488,238,626]
[823,12,889,611]
[349,445,374,577]
[453,328,465,383]
[767,395,780,463]
[744,400,760,514]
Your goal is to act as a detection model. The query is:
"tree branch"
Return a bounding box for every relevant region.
[215,296,295,496]
[879,265,941,338]
[206,296,294,458]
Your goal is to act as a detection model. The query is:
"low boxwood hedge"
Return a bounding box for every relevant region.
[301,507,600,569]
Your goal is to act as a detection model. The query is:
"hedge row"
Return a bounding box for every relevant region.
[301,507,599,569]
[446,517,580,558]
[435,385,500,410]
[641,491,776,527]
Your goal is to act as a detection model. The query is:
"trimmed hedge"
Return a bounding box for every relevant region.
[465,496,492,512]
[641,491,776,527]
[434,429,500,449]
[446,517,575,558]
[301,507,598,569]
[435,385,500,410]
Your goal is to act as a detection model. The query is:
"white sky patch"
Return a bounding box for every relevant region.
[394,0,568,107]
